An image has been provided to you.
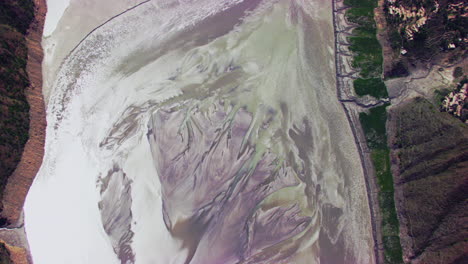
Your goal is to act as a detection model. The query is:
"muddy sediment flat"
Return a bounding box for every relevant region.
[25,0,375,263]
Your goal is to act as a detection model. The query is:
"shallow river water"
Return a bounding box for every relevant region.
[24,0,375,263]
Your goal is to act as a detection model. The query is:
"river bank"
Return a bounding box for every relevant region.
[0,0,47,262]
[332,0,389,263]
[2,0,47,228]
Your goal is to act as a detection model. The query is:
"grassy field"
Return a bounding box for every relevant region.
[359,104,401,261]
[360,104,403,263]
[344,2,403,262]
[345,0,388,98]
[354,78,388,99]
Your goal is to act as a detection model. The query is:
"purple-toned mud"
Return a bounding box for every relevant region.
[98,166,135,263]
[148,102,310,264]
[25,0,375,263]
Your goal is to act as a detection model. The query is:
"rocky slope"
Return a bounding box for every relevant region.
[382,0,467,76]
[0,0,46,262]
[374,1,468,263]
[388,98,468,263]
[1,0,46,227]
[441,80,468,123]
[0,0,34,225]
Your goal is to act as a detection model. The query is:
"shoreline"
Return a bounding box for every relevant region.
[331,0,385,263]
[0,0,47,262]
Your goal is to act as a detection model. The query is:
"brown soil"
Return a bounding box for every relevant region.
[374,0,398,78]
[2,243,28,264]
[0,227,31,264]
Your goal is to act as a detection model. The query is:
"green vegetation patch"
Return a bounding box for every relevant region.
[360,104,404,263]
[345,0,385,97]
[372,148,393,191]
[344,0,377,8]
[349,36,383,79]
[382,235,404,264]
[359,104,388,149]
[346,7,375,31]
[354,78,388,98]
[346,1,406,263]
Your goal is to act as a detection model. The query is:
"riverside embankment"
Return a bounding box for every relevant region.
[0,0,47,263]
[332,0,390,263]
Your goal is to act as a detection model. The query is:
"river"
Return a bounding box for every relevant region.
[24,0,375,263]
